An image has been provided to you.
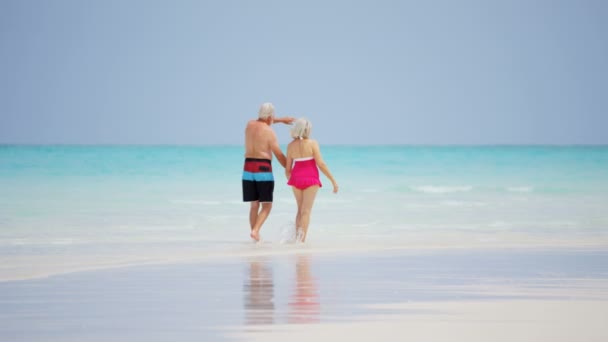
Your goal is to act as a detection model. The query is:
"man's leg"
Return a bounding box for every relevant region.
[250,202,272,241]
[249,201,260,230]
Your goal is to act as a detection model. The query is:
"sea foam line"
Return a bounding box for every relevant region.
[411,185,473,194]
[506,186,534,193]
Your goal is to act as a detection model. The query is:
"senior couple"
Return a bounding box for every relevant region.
[243,103,338,243]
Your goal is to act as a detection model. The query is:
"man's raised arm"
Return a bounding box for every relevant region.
[273,117,295,125]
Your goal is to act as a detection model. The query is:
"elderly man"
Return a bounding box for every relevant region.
[243,103,294,241]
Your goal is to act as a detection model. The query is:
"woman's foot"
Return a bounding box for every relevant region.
[296,228,304,243]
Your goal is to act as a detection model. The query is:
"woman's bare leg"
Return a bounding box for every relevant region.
[291,187,304,241]
[299,185,319,242]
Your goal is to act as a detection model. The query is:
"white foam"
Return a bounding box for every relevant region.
[411,185,473,194]
[278,221,297,244]
[440,201,487,207]
[50,238,78,245]
[3,230,608,282]
[507,186,533,193]
[360,188,381,193]
[170,199,225,205]
[6,239,28,246]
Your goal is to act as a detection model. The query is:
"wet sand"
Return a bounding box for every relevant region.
[1,247,607,341]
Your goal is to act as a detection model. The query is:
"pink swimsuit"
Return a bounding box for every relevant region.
[288,157,322,190]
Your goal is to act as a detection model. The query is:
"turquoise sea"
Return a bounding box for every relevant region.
[1,145,608,279]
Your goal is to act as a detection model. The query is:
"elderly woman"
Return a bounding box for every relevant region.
[285,118,338,242]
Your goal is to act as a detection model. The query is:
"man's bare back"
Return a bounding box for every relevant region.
[245,119,286,167]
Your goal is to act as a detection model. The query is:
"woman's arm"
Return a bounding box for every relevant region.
[285,143,293,179]
[312,141,338,193]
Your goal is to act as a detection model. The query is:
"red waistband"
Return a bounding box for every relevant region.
[244,158,272,172]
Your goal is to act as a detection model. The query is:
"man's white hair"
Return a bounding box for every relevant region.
[290,118,312,139]
[258,102,275,119]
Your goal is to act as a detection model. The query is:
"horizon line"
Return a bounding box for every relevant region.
[1,143,607,147]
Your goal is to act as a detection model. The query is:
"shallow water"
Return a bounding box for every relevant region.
[1,145,608,278]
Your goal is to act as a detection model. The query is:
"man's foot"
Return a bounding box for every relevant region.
[250,229,260,242]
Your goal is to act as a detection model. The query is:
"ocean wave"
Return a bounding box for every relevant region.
[50,238,79,245]
[440,200,487,207]
[411,185,473,194]
[4,239,29,246]
[360,188,382,193]
[169,199,231,205]
[1,238,85,246]
[506,186,534,193]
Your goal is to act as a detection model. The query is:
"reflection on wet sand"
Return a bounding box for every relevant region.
[244,258,274,325]
[288,255,320,324]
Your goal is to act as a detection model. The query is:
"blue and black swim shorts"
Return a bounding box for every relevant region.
[242,158,274,202]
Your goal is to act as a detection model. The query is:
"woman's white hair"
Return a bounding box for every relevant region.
[258,102,275,119]
[290,118,312,139]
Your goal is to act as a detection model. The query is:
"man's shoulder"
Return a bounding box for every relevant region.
[247,120,270,128]
[245,120,263,132]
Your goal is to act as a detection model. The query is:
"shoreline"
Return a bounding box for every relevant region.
[2,240,608,283]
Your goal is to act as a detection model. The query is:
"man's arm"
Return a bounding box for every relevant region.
[269,132,286,168]
[273,117,295,125]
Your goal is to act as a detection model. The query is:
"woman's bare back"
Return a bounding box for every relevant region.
[287,139,316,160]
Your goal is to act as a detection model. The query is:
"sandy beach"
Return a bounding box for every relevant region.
[2,247,607,341]
[233,299,608,342]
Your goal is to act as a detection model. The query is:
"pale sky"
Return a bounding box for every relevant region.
[1,0,607,145]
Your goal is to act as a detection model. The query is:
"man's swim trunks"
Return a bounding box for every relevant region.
[287,157,322,190]
[243,158,274,202]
